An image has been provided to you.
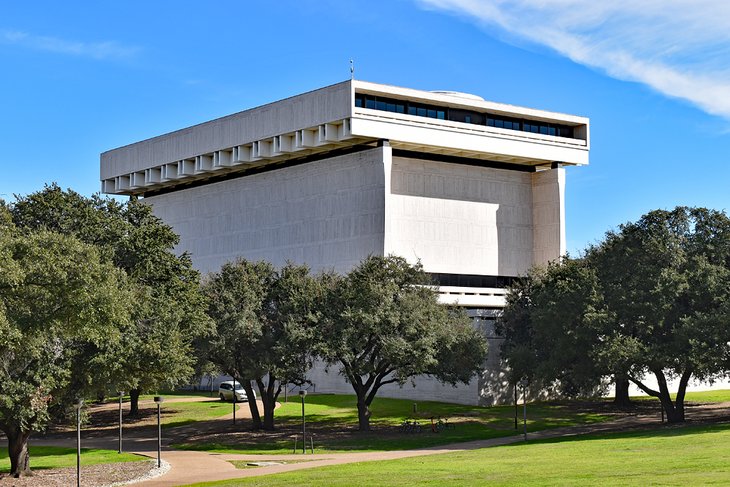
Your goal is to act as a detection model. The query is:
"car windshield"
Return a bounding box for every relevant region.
[233,383,244,391]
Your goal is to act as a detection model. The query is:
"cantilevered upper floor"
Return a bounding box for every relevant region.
[100,80,590,196]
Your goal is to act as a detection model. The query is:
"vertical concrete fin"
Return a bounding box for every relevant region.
[381,143,393,257]
[531,167,565,267]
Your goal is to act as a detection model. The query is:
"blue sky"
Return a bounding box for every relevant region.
[2,1,729,254]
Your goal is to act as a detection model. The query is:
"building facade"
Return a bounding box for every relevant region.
[101,80,590,405]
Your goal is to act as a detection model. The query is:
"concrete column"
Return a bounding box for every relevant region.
[380,141,393,256]
[531,167,565,267]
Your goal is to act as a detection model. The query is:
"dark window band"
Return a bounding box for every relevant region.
[428,273,519,288]
[355,93,575,139]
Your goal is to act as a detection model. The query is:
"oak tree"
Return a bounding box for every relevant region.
[588,207,730,422]
[203,259,321,430]
[0,226,129,477]
[501,207,730,422]
[319,255,488,431]
[10,185,212,416]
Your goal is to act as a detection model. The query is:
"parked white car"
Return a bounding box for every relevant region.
[218,381,256,402]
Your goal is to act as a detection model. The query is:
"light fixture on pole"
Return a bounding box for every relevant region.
[232,384,237,425]
[153,396,164,468]
[74,398,84,487]
[118,391,124,454]
[299,390,307,454]
[518,377,529,441]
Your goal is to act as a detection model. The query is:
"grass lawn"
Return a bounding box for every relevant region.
[172,394,611,454]
[100,390,214,403]
[186,422,730,486]
[161,400,236,428]
[0,446,145,473]
[69,398,235,432]
[139,390,217,401]
[633,388,730,404]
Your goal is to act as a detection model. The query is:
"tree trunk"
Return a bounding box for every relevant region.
[660,397,685,423]
[613,375,632,407]
[629,373,685,423]
[262,405,275,431]
[654,369,691,423]
[128,389,141,417]
[241,380,261,430]
[256,378,277,431]
[356,396,371,431]
[6,427,32,477]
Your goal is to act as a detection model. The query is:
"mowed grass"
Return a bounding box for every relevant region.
[0,446,145,473]
[100,390,214,403]
[186,422,730,486]
[75,398,235,431]
[139,390,216,400]
[173,394,610,454]
[633,388,730,404]
[160,400,236,428]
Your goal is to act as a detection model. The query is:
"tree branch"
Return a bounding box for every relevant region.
[354,335,376,365]
[365,376,400,405]
[628,376,660,397]
[675,369,693,405]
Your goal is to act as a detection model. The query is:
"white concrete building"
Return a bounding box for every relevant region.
[101,80,589,405]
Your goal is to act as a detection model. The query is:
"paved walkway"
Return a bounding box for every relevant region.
[30,401,730,486]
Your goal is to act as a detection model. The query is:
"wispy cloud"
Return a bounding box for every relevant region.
[0,29,138,60]
[416,0,730,119]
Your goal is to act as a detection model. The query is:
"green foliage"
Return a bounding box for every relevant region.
[203,259,323,429]
[501,206,730,422]
[499,259,608,396]
[9,184,213,402]
[588,207,730,420]
[204,259,274,381]
[0,202,11,231]
[319,255,488,430]
[0,227,130,474]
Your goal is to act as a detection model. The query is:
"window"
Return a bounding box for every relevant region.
[354,92,575,139]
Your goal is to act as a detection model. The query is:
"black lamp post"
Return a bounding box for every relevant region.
[74,398,84,487]
[153,396,164,468]
[118,391,124,454]
[299,390,307,454]
[518,377,529,441]
[232,384,237,425]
